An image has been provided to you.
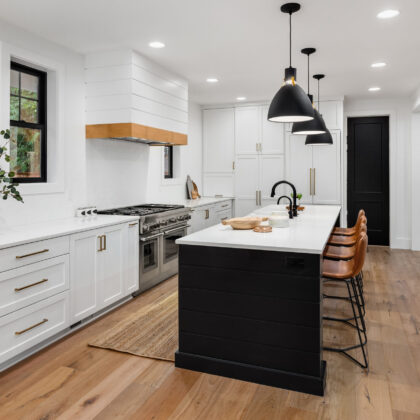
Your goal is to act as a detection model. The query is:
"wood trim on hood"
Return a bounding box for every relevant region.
[86,123,188,146]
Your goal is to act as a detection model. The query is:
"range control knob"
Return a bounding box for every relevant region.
[169,218,176,223]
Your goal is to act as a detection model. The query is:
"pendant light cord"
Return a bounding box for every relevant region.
[307,54,310,94]
[289,12,292,67]
[318,79,320,112]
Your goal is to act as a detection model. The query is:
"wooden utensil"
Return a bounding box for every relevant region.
[222,217,268,230]
[253,225,272,233]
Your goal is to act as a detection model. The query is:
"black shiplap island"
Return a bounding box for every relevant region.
[175,204,341,396]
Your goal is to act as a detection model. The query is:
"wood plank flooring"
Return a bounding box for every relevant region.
[1,246,420,419]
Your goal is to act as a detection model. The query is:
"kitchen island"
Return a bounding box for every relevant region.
[175,204,341,396]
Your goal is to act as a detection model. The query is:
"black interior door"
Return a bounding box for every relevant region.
[347,116,389,245]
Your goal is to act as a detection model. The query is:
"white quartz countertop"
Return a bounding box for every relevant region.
[0,215,139,250]
[163,197,234,209]
[176,204,341,254]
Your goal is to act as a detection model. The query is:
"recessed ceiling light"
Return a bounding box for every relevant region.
[377,9,400,19]
[206,78,219,83]
[149,41,165,48]
[236,97,246,101]
[368,87,381,92]
[371,62,386,68]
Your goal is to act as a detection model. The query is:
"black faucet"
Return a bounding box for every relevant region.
[276,195,294,219]
[270,180,298,217]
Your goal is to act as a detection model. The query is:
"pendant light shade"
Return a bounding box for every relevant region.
[305,129,333,145]
[305,74,333,145]
[267,3,314,123]
[292,48,327,135]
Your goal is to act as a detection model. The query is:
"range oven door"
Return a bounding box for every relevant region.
[139,232,162,292]
[160,225,188,279]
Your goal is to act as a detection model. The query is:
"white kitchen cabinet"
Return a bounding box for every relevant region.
[235,106,260,155]
[188,200,233,233]
[235,154,285,216]
[70,222,131,324]
[261,105,285,154]
[203,108,235,173]
[286,130,341,205]
[69,229,100,323]
[98,224,126,308]
[125,222,139,294]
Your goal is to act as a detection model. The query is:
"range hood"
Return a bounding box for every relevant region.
[85,49,188,146]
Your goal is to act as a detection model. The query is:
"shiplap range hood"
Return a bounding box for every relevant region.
[85,49,188,146]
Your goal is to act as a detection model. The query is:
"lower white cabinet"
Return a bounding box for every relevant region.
[70,222,138,324]
[0,291,70,364]
[188,200,233,234]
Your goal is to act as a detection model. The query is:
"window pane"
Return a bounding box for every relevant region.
[10,70,19,95]
[21,72,38,99]
[10,127,42,178]
[10,96,19,121]
[20,98,38,123]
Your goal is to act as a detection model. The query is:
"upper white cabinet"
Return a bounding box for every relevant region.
[317,101,343,130]
[261,105,285,154]
[235,106,285,155]
[203,108,235,173]
[286,130,341,205]
[235,107,261,154]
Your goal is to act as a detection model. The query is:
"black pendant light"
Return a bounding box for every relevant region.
[305,74,333,145]
[267,3,314,123]
[292,48,327,135]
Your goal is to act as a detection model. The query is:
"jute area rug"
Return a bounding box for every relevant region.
[89,291,178,362]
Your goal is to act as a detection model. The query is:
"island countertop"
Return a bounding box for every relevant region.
[176,204,341,254]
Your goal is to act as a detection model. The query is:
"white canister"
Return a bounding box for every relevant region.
[268,211,290,228]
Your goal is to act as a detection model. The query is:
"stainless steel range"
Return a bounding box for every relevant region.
[97,204,191,294]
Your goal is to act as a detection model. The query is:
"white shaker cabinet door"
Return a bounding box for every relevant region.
[286,133,313,204]
[312,130,341,205]
[261,105,285,154]
[260,154,285,200]
[70,229,101,324]
[235,107,260,155]
[235,155,259,200]
[203,108,235,173]
[125,222,139,295]
[98,224,126,308]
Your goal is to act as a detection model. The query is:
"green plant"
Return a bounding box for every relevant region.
[0,129,23,202]
[291,192,302,201]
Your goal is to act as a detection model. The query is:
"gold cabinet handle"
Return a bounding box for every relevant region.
[15,318,48,335]
[103,234,107,251]
[15,278,48,292]
[232,161,235,170]
[98,235,103,252]
[205,209,209,219]
[313,168,316,196]
[129,223,138,227]
[309,168,313,196]
[16,249,49,259]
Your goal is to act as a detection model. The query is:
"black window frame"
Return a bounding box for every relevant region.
[10,61,47,183]
[164,145,174,179]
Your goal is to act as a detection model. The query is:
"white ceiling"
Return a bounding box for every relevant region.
[0,0,419,105]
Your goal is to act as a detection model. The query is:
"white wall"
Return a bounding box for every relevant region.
[86,101,202,208]
[344,97,412,249]
[411,90,420,250]
[0,19,85,228]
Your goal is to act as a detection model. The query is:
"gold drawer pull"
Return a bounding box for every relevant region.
[15,278,48,292]
[15,318,48,335]
[129,223,138,227]
[16,249,49,259]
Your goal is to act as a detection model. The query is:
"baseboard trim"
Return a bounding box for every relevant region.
[175,351,326,396]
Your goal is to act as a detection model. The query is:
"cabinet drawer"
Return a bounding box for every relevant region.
[0,255,69,317]
[0,236,70,273]
[0,291,70,364]
[215,209,232,224]
[215,201,232,212]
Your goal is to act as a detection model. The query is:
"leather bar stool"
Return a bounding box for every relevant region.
[333,209,365,236]
[328,217,367,247]
[322,232,369,369]
[325,221,367,258]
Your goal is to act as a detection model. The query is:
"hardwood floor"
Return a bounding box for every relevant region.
[1,246,420,419]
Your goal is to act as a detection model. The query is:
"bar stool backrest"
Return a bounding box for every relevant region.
[355,213,367,232]
[352,232,368,277]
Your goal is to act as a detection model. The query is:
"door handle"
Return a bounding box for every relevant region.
[259,190,262,206]
[98,235,103,252]
[16,249,49,259]
[256,190,259,205]
[313,168,316,196]
[103,234,106,251]
[15,318,48,335]
[309,168,313,196]
[15,278,48,292]
[205,209,209,219]
[140,232,163,242]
